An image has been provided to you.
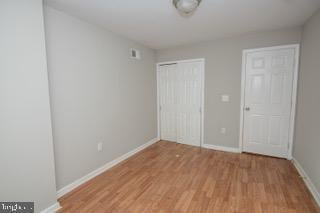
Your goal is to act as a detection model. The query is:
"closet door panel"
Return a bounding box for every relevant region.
[176,61,202,146]
[159,64,177,142]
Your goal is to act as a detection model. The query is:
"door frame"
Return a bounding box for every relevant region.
[156,58,205,147]
[239,44,300,160]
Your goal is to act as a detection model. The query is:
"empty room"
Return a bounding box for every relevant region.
[1,0,320,212]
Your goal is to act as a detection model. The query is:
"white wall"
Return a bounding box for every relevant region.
[44,6,157,190]
[294,9,320,195]
[0,0,58,212]
[156,28,302,149]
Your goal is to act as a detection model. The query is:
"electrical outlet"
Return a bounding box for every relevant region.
[97,142,103,152]
[221,95,229,102]
[220,128,227,134]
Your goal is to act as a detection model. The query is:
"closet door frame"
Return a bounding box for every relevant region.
[156,58,205,147]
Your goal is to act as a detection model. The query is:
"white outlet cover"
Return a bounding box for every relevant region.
[97,142,103,152]
[221,128,227,134]
[221,95,229,102]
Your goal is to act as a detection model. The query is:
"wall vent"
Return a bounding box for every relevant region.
[130,48,141,60]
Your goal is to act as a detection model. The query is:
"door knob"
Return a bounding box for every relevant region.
[245,107,250,111]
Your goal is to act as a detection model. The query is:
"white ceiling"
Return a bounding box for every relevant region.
[45,0,320,49]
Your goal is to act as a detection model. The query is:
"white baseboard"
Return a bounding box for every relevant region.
[292,158,320,207]
[202,144,240,153]
[41,202,61,213]
[57,137,159,198]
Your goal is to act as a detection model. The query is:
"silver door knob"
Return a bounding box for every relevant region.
[245,107,250,111]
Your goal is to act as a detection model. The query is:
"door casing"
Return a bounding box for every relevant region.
[239,44,300,160]
[156,58,205,147]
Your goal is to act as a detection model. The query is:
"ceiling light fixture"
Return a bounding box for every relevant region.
[173,0,202,15]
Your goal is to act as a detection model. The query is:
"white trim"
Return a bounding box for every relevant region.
[57,138,159,198]
[292,158,320,207]
[156,58,205,66]
[242,44,300,53]
[156,64,161,140]
[288,45,300,160]
[239,51,247,154]
[202,143,240,153]
[156,63,161,141]
[156,58,205,147]
[200,60,205,148]
[239,44,300,159]
[41,202,61,213]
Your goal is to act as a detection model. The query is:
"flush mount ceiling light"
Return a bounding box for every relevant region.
[173,0,202,15]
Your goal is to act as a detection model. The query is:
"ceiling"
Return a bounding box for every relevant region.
[45,0,320,49]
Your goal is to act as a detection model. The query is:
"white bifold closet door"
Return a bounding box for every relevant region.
[159,60,202,147]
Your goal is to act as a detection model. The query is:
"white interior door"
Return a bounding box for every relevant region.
[158,60,203,147]
[242,46,297,158]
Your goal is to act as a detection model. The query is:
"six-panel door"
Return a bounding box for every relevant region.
[243,48,295,158]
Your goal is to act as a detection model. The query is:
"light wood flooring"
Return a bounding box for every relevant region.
[59,141,319,212]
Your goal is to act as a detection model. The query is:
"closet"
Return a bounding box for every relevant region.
[157,59,204,147]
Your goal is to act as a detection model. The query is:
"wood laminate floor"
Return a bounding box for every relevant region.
[59,141,319,212]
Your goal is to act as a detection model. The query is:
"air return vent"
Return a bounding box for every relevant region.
[130,48,141,60]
